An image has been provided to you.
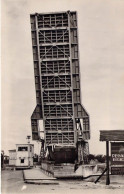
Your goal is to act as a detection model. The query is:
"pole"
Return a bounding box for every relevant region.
[95,168,107,184]
[106,141,110,185]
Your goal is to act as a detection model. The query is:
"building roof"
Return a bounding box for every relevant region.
[16,144,34,146]
[30,11,76,16]
[4,155,9,157]
[100,130,124,141]
[9,149,16,152]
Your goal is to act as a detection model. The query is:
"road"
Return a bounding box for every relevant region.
[1,167,124,194]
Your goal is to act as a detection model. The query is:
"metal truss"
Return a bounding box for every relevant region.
[30,11,90,145]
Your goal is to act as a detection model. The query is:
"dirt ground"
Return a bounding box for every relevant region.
[1,168,124,194]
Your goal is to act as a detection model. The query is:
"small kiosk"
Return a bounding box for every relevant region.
[97,130,124,185]
[16,144,34,169]
[9,149,16,166]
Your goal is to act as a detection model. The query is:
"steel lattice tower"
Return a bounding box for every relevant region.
[30,11,90,163]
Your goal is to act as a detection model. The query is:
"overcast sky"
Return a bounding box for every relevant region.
[1,0,124,155]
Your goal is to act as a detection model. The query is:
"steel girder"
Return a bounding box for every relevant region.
[30,11,90,145]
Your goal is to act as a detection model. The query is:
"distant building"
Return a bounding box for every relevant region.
[16,144,34,169]
[9,149,16,166]
[1,150,4,168]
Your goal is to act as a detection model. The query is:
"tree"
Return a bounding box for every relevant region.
[95,155,106,163]
[88,154,95,161]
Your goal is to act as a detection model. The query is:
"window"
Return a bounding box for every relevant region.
[18,147,28,151]
[21,159,24,163]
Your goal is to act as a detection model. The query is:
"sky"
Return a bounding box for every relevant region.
[1,0,124,155]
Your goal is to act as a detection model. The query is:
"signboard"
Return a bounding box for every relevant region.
[111,142,124,165]
[111,167,124,175]
[111,142,124,175]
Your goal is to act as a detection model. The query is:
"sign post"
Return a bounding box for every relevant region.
[106,141,110,185]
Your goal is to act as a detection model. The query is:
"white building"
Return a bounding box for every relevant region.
[9,149,16,166]
[16,144,34,169]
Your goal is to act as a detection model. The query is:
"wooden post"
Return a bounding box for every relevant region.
[106,141,110,185]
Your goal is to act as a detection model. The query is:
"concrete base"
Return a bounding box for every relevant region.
[23,167,58,185]
[75,164,104,177]
[16,166,33,170]
[25,180,59,185]
[41,162,105,178]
